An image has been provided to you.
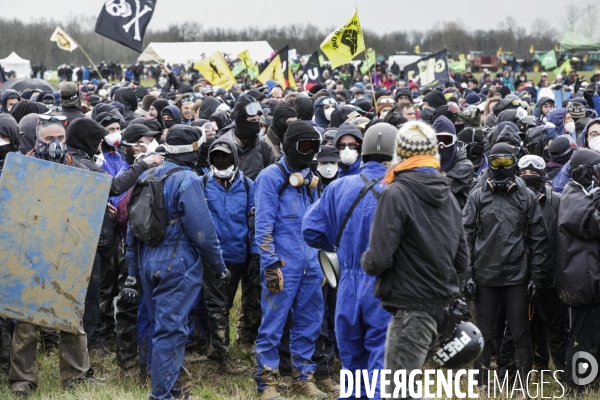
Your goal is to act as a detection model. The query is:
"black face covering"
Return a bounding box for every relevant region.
[490,165,516,182]
[521,174,545,192]
[283,144,314,172]
[163,120,177,130]
[469,142,485,167]
[234,118,260,148]
[0,144,12,161]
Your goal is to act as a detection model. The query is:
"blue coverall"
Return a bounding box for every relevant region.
[126,161,226,399]
[302,161,391,399]
[253,157,324,390]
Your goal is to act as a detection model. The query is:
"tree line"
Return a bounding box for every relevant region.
[0,14,572,70]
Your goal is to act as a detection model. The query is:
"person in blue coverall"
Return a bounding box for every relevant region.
[333,123,364,178]
[200,135,258,373]
[254,120,327,400]
[303,123,397,399]
[126,125,228,400]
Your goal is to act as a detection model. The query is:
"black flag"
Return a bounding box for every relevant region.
[276,45,290,85]
[95,0,156,53]
[0,64,6,84]
[403,50,450,90]
[301,52,323,91]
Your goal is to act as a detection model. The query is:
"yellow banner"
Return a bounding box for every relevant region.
[257,55,286,87]
[319,9,365,69]
[238,49,253,69]
[193,51,237,90]
[50,26,78,52]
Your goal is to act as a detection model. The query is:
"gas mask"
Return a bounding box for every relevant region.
[317,163,338,179]
[210,164,237,181]
[47,139,67,163]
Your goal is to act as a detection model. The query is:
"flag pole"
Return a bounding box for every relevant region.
[142,52,161,64]
[72,39,103,80]
[363,48,377,111]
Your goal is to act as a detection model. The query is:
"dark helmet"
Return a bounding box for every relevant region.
[524,125,547,157]
[433,321,484,369]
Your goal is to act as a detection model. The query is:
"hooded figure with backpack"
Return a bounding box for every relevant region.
[199,136,257,374]
[303,123,397,398]
[254,120,326,400]
[125,124,228,400]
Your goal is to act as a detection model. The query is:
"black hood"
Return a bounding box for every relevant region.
[114,87,138,112]
[570,148,600,187]
[9,100,39,124]
[393,170,450,208]
[92,103,118,120]
[272,103,297,142]
[199,97,220,120]
[18,113,39,154]
[209,111,231,132]
[294,96,314,120]
[65,118,107,159]
[0,113,20,151]
[423,90,447,109]
[208,136,240,170]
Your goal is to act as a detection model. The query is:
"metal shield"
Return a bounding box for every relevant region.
[0,153,111,333]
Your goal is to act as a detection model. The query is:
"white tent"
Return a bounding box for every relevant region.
[0,52,31,78]
[137,41,274,64]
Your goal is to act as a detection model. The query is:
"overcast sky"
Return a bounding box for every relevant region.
[2,0,577,34]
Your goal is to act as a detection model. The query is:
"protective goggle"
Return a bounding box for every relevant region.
[38,114,67,127]
[518,155,546,171]
[437,133,457,148]
[244,101,263,117]
[97,113,120,127]
[378,98,395,105]
[321,98,337,106]
[293,139,321,155]
[179,96,195,103]
[336,142,360,151]
[489,155,516,169]
[46,105,63,113]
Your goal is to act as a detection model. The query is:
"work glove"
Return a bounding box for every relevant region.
[120,276,139,306]
[527,280,540,302]
[463,277,477,300]
[216,268,231,289]
[247,253,260,283]
[265,260,284,294]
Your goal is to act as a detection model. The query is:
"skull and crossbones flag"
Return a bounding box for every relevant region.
[95,0,156,52]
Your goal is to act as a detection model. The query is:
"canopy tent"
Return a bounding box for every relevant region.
[137,41,274,64]
[560,7,600,50]
[0,52,31,78]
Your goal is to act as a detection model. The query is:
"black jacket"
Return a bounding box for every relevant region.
[555,182,600,307]
[538,184,560,288]
[69,147,150,249]
[219,127,275,180]
[462,178,548,287]
[61,107,85,125]
[447,148,474,209]
[361,171,469,311]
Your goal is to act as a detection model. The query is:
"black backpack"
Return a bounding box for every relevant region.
[128,167,185,246]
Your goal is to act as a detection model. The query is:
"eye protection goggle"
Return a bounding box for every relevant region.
[293,139,321,155]
[489,155,516,169]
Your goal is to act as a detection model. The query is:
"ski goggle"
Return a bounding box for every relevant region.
[489,155,516,168]
[179,96,195,103]
[38,114,67,127]
[321,98,337,106]
[244,101,264,117]
[518,155,545,171]
[378,98,395,105]
[336,142,360,151]
[437,133,457,148]
[293,139,321,155]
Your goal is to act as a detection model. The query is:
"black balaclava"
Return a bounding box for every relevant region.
[272,103,298,143]
[199,97,220,120]
[165,125,201,167]
[65,118,107,159]
[233,96,260,148]
[488,142,517,183]
[457,128,485,168]
[18,113,39,154]
[294,96,315,121]
[151,99,169,126]
[432,115,457,173]
[570,148,600,188]
[548,135,575,165]
[521,174,546,193]
[0,114,20,167]
[283,121,320,172]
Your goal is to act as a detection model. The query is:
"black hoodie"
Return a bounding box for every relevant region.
[361,171,469,311]
[199,97,220,120]
[114,87,138,126]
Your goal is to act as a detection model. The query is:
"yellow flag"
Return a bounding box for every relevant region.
[529,45,534,55]
[287,65,297,89]
[497,46,503,54]
[238,49,253,69]
[319,9,365,69]
[193,51,237,90]
[414,45,421,55]
[257,55,286,87]
[50,26,78,52]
